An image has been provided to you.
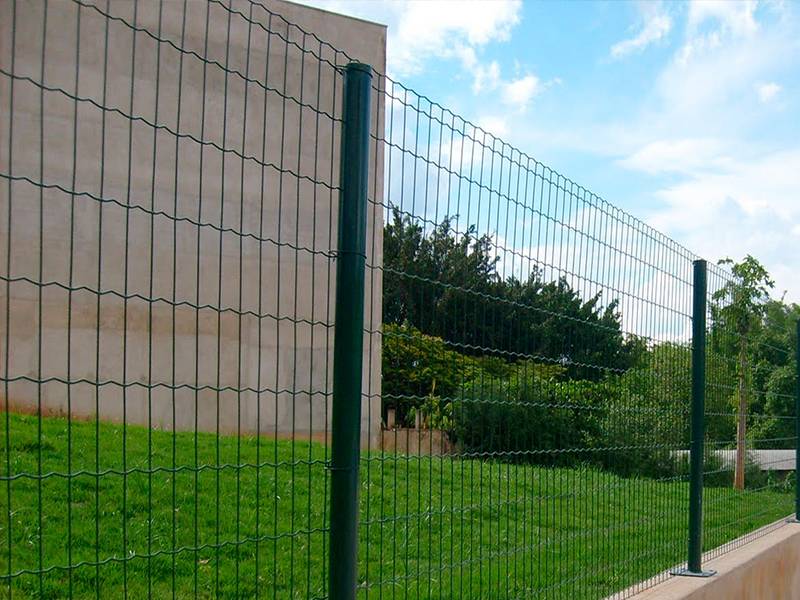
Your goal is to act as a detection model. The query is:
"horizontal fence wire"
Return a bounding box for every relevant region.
[1,1,798,600]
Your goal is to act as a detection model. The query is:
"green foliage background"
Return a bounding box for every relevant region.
[381,213,800,481]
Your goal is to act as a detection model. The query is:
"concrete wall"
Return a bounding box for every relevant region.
[0,0,386,446]
[616,521,800,600]
[380,428,455,456]
[673,449,797,472]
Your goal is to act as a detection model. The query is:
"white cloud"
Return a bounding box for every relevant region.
[295,0,554,129]
[619,138,733,174]
[477,115,510,139]
[607,5,800,304]
[756,81,782,102]
[687,0,758,36]
[678,0,759,64]
[611,7,672,58]
[638,147,800,301]
[472,60,501,93]
[521,0,800,302]
[647,6,799,136]
[295,0,544,115]
[297,0,522,77]
[390,1,521,76]
[300,0,800,304]
[502,75,542,110]
[463,50,547,109]
[645,148,800,222]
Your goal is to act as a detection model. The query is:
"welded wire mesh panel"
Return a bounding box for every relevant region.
[360,77,704,599]
[702,262,796,560]
[0,0,355,597]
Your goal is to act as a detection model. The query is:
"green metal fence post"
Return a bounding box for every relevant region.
[329,62,372,600]
[673,259,715,577]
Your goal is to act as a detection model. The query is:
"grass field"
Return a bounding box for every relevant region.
[0,412,794,599]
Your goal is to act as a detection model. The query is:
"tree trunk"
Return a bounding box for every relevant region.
[734,348,747,490]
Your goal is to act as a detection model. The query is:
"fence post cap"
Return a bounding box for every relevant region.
[346,61,372,75]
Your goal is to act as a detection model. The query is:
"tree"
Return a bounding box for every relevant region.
[383,208,642,379]
[382,208,498,343]
[746,299,800,448]
[499,274,645,379]
[710,256,774,490]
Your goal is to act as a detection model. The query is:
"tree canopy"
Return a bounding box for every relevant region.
[383,209,644,380]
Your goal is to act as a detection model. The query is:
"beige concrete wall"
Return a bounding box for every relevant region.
[0,0,385,446]
[380,428,455,456]
[617,521,800,600]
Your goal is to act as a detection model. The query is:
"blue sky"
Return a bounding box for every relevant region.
[301,0,800,302]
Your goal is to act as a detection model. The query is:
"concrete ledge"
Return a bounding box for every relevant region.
[621,519,800,600]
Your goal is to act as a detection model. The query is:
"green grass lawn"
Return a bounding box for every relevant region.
[0,413,794,599]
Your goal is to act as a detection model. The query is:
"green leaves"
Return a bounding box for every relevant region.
[383,208,641,380]
[712,255,774,343]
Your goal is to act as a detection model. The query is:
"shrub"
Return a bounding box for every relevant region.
[594,388,688,478]
[676,451,727,487]
[382,323,483,426]
[408,391,454,431]
[452,366,689,478]
[451,371,606,467]
[748,365,796,448]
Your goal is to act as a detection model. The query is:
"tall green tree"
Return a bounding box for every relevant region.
[710,255,774,489]
[383,209,498,343]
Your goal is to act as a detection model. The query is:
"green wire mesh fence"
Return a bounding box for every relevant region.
[1,1,798,600]
[1,1,363,597]
[364,76,699,598]
[356,24,799,600]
